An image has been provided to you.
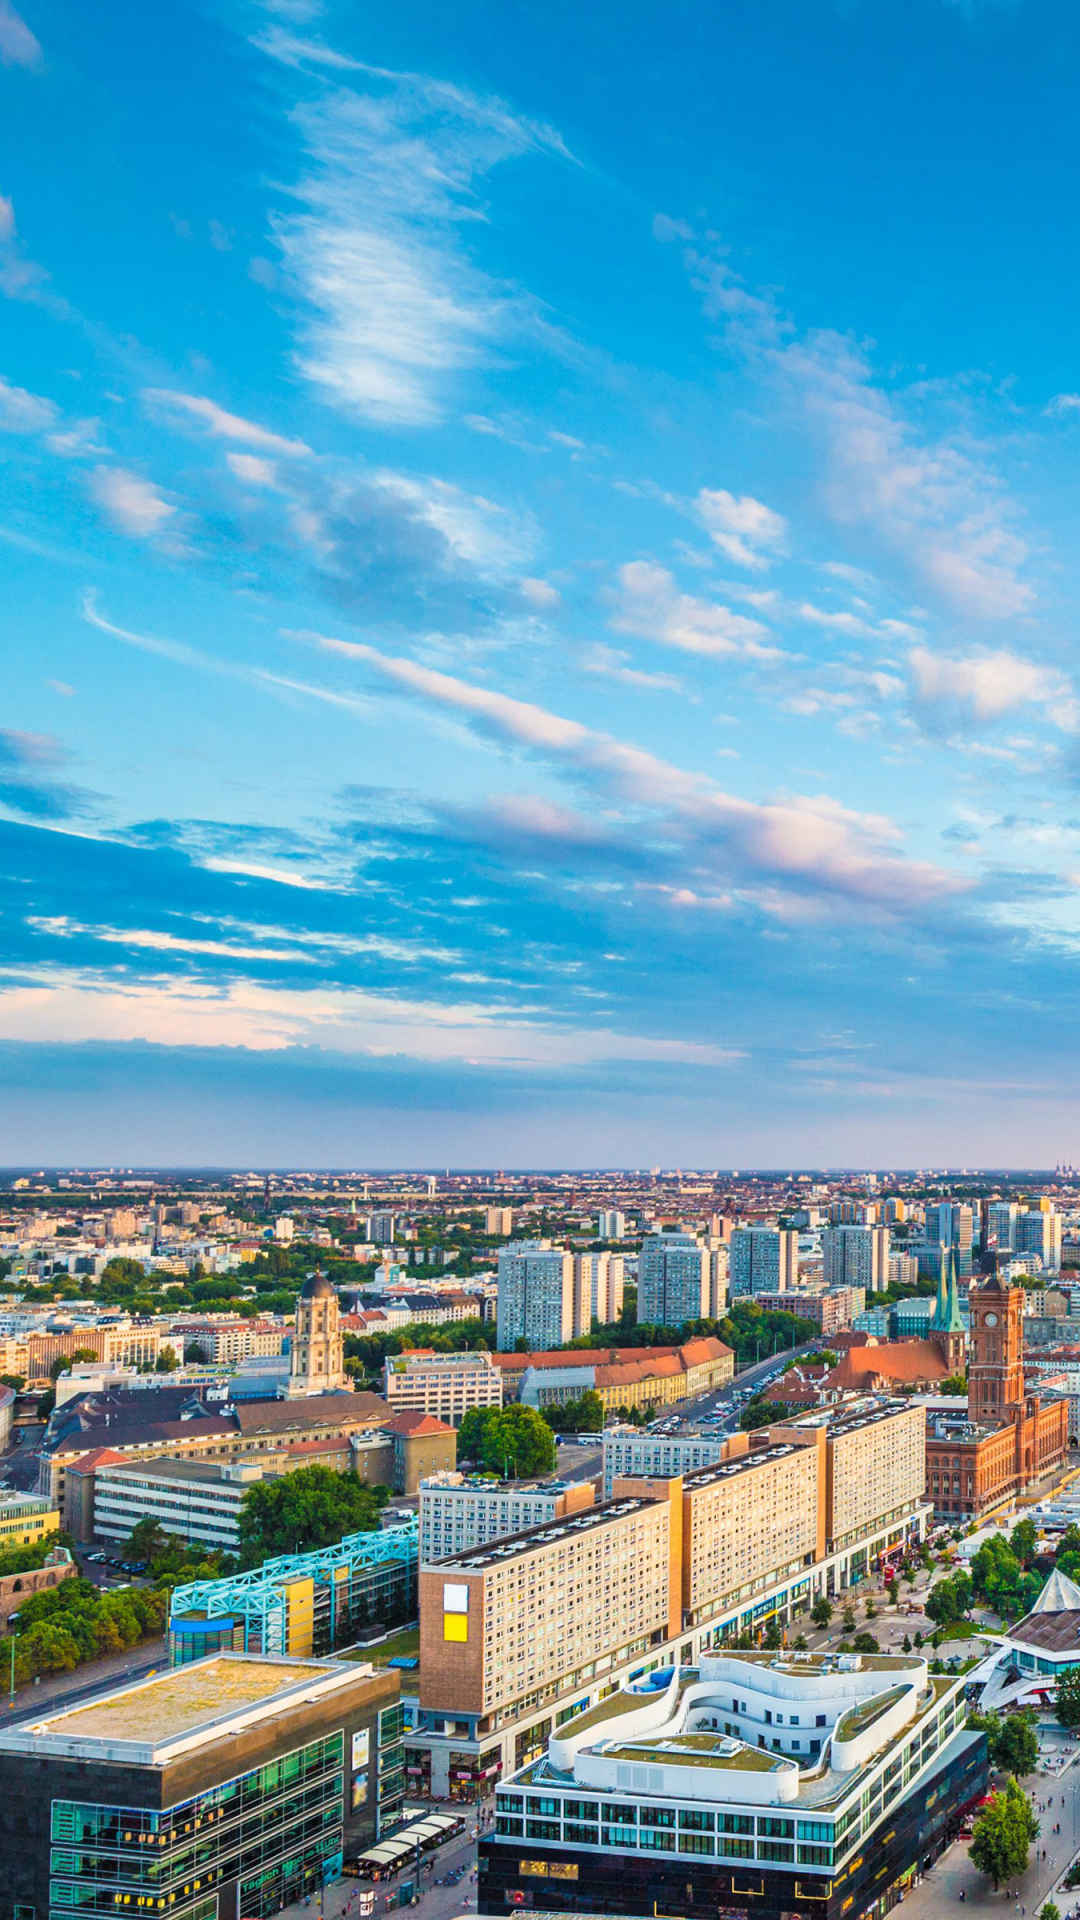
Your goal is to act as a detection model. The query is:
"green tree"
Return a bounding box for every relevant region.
[237,1467,387,1566]
[842,1605,856,1633]
[810,1596,833,1630]
[1042,1901,1061,1920]
[739,1395,792,1431]
[925,1573,972,1629]
[1054,1663,1080,1731]
[969,1779,1039,1889]
[49,1347,98,1381]
[995,1713,1039,1779]
[852,1631,879,1654]
[1057,1524,1080,1559]
[763,1619,782,1649]
[1010,1519,1038,1568]
[544,1390,604,1433]
[476,1406,556,1479]
[939,1374,967,1395]
[155,1345,180,1373]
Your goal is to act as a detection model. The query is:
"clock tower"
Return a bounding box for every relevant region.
[967,1270,1025,1421]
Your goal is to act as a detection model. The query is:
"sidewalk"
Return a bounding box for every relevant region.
[0,1636,167,1718]
[900,1759,1080,1918]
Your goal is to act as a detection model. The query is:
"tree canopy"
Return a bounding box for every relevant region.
[237,1467,387,1566]
[457,1404,556,1478]
[969,1779,1039,1889]
[1055,1663,1080,1732]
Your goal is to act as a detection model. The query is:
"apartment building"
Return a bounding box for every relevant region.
[730,1227,798,1298]
[419,1492,681,1722]
[496,1243,575,1350]
[419,1471,595,1563]
[601,1426,729,1498]
[1,1322,165,1385]
[485,1207,514,1236]
[751,1287,865,1336]
[772,1400,926,1554]
[680,1441,823,1629]
[92,1454,280,1552]
[573,1250,625,1329]
[637,1231,714,1326]
[174,1317,286,1363]
[821,1223,888,1291]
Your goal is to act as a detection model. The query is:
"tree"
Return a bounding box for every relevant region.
[852,1631,879,1654]
[1054,1663,1080,1731]
[842,1605,856,1633]
[1042,1902,1061,1920]
[939,1374,967,1395]
[155,1345,180,1373]
[1058,1524,1080,1559]
[810,1596,832,1630]
[886,1579,899,1606]
[237,1468,387,1566]
[184,1341,210,1364]
[995,1713,1039,1779]
[49,1347,98,1381]
[543,1390,604,1434]
[969,1779,1039,1889]
[739,1396,792,1431]
[1010,1519,1038,1568]
[473,1406,556,1479]
[925,1573,972,1629]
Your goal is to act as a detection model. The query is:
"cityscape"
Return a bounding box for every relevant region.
[8,3,1080,1920]
[0,1171,1077,1920]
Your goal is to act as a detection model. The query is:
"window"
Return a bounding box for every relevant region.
[640,1807,675,1828]
[720,1813,754,1835]
[679,1811,714,1831]
[678,1834,713,1855]
[758,1841,794,1863]
[759,1818,794,1838]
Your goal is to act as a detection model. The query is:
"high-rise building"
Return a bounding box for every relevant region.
[925,1201,974,1278]
[729,1226,798,1298]
[637,1230,714,1326]
[106,1207,138,1240]
[496,1241,574,1351]
[484,1206,514,1236]
[821,1223,888,1291]
[366,1211,396,1244]
[597,1209,625,1240]
[1018,1206,1062,1273]
[273,1213,295,1242]
[573,1251,625,1331]
[419,1471,594,1562]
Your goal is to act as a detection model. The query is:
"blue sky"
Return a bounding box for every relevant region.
[3,0,1080,1166]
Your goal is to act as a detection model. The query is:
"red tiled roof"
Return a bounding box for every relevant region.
[831,1338,948,1388]
[383,1410,454,1437]
[64,1447,127,1475]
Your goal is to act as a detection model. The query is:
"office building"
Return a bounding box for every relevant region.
[495,1335,734,1414]
[925,1201,974,1279]
[573,1250,625,1330]
[888,1250,919,1287]
[419,1472,595,1563]
[638,1230,718,1326]
[0,1655,405,1920]
[169,1522,419,1663]
[93,1455,278,1553]
[496,1242,575,1351]
[750,1288,864,1337]
[1019,1205,1063,1273]
[821,1223,888,1292]
[485,1206,514,1236]
[730,1227,798,1299]
[987,1200,1019,1253]
[384,1348,503,1425]
[0,1490,59,1551]
[597,1209,626,1240]
[481,1651,986,1920]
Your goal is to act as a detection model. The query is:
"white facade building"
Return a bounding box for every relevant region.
[383,1348,503,1426]
[496,1241,575,1351]
[601,1425,729,1497]
[419,1470,594,1563]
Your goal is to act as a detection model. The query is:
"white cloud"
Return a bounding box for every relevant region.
[580,643,684,693]
[0,195,14,242]
[520,576,560,608]
[0,966,737,1068]
[88,466,175,537]
[0,372,57,432]
[908,645,1078,729]
[293,631,966,914]
[227,451,279,487]
[144,389,311,455]
[0,1,42,68]
[263,61,567,424]
[693,487,786,569]
[609,560,777,659]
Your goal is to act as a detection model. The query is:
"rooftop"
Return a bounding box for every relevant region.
[428,1494,665,1570]
[0,1653,377,1762]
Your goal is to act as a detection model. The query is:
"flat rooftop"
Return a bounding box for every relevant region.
[681,1442,808,1492]
[430,1495,663,1570]
[0,1653,375,1763]
[783,1398,911,1437]
[96,1454,275,1488]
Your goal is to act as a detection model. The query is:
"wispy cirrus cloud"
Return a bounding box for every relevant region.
[0,0,41,69]
[259,53,569,424]
[609,560,779,660]
[0,371,57,432]
[143,389,312,456]
[294,630,967,915]
[693,487,786,569]
[0,730,92,821]
[87,466,175,538]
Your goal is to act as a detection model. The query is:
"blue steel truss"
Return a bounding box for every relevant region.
[170,1520,418,1651]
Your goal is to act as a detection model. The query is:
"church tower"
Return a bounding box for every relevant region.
[286,1271,347,1397]
[930,1245,967,1377]
[966,1268,1024,1422]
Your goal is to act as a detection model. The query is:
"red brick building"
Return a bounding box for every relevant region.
[926,1271,1068,1521]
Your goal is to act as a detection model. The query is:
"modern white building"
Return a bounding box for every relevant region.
[496,1241,575,1351]
[1019,1206,1062,1273]
[92,1456,274,1551]
[573,1251,625,1329]
[418,1470,595,1563]
[597,1210,626,1240]
[383,1348,503,1426]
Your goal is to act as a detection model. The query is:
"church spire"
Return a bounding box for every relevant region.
[940,1245,965,1334]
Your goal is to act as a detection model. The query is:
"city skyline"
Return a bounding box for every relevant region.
[5,1,1080,1164]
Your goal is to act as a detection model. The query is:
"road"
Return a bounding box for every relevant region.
[1,1643,168,1721]
[553,1343,815,1481]
[278,1816,485,1920]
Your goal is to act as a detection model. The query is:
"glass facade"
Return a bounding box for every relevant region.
[378,1704,406,1831]
[49,1733,345,1920]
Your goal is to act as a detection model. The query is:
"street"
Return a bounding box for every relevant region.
[901,1755,1080,1918]
[279,1816,486,1920]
